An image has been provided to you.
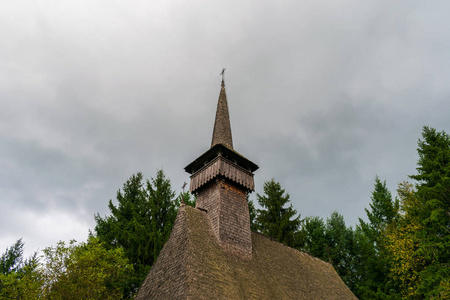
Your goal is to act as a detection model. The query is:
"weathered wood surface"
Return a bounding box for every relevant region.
[190,156,254,193]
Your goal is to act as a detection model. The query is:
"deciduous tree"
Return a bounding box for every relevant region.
[41,237,133,299]
[383,182,424,299]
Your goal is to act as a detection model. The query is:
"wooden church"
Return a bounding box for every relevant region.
[135,77,357,299]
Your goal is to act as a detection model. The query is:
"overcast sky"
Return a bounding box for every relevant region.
[1,0,450,256]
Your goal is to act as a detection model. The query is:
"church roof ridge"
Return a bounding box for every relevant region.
[136,205,357,299]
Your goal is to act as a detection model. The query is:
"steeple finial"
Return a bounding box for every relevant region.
[220,68,226,85]
[211,69,233,149]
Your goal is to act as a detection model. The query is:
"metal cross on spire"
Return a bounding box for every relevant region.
[181,182,187,204]
[220,68,226,82]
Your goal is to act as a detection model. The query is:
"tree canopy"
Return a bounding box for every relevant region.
[354,177,399,299]
[255,178,301,247]
[0,239,42,300]
[94,169,179,295]
[0,238,133,300]
[384,126,450,298]
[2,126,449,299]
[41,237,133,299]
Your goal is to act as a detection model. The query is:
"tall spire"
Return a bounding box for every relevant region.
[185,75,258,258]
[211,75,233,149]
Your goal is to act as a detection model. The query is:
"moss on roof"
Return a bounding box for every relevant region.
[136,205,357,300]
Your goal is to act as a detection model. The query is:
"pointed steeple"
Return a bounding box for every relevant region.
[211,79,233,149]
[184,76,258,258]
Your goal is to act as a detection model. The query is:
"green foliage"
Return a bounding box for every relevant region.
[3,126,447,299]
[255,178,301,247]
[94,169,178,294]
[1,239,30,275]
[300,216,327,259]
[362,176,399,231]
[403,126,450,298]
[299,213,355,290]
[349,127,450,299]
[95,172,149,293]
[41,237,133,299]
[0,267,43,300]
[146,170,177,264]
[379,126,450,298]
[246,127,449,298]
[410,126,450,187]
[384,182,425,299]
[0,239,43,299]
[178,190,196,207]
[354,177,399,299]
[1,238,134,299]
[324,212,355,289]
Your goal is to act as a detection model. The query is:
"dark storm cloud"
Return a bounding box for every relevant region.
[1,0,450,254]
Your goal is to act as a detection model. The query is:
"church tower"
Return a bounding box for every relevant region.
[184,77,258,258]
[136,77,357,299]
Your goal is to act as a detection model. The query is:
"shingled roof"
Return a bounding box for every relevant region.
[136,205,357,300]
[137,77,357,299]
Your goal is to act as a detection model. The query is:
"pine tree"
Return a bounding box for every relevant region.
[0,239,42,299]
[324,212,355,289]
[381,127,450,298]
[146,169,176,265]
[363,177,399,231]
[94,170,178,295]
[300,216,327,259]
[255,178,301,247]
[408,126,450,297]
[355,177,399,299]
